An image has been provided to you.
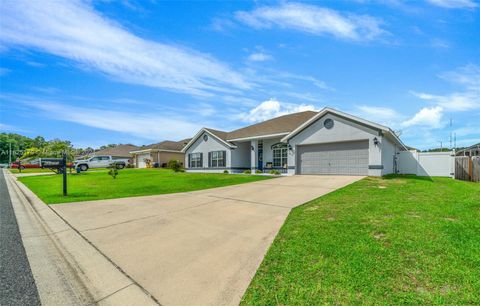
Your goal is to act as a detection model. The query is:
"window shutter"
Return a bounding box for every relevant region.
[208,152,212,168]
[200,153,203,168]
[222,151,226,167]
[188,154,191,168]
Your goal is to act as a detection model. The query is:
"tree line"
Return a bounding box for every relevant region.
[0,133,120,163]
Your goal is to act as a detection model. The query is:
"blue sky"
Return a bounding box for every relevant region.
[0,0,479,150]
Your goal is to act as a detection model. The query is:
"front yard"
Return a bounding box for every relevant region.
[242,175,480,305]
[18,168,273,204]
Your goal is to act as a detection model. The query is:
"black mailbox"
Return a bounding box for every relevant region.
[41,158,64,169]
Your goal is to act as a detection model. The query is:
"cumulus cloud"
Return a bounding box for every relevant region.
[235,2,387,41]
[237,98,316,123]
[426,0,478,9]
[402,106,444,128]
[0,0,251,97]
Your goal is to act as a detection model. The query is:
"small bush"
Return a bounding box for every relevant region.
[243,170,251,174]
[168,159,183,172]
[269,169,281,175]
[223,170,229,174]
[107,162,119,179]
[255,170,262,174]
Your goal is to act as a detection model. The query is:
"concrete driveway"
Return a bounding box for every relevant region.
[52,175,362,306]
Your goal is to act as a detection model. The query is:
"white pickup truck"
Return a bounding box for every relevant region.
[73,155,130,171]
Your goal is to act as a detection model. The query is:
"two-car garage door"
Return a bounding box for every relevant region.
[297,140,369,175]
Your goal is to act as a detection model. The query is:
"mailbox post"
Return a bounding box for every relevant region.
[62,153,67,196]
[40,155,67,196]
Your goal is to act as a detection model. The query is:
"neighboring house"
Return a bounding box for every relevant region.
[456,143,480,157]
[130,139,190,168]
[76,144,139,162]
[182,107,407,176]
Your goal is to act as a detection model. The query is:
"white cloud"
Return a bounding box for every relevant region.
[410,65,480,112]
[426,0,478,9]
[237,98,316,123]
[0,1,251,97]
[357,106,399,120]
[235,2,387,41]
[7,95,203,141]
[247,52,273,62]
[402,106,444,128]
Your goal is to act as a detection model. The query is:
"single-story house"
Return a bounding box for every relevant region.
[455,143,480,157]
[76,144,139,163]
[182,107,407,176]
[130,139,191,168]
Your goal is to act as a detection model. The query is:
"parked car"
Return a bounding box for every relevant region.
[11,159,41,170]
[0,163,9,168]
[73,155,130,171]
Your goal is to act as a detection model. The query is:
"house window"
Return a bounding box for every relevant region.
[272,144,287,167]
[189,153,202,168]
[209,151,226,167]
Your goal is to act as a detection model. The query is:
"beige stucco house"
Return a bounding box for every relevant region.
[130,139,190,168]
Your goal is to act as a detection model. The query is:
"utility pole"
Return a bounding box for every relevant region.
[454,133,456,150]
[439,141,443,150]
[449,118,453,149]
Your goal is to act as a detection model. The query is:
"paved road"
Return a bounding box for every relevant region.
[54,175,363,306]
[0,171,41,306]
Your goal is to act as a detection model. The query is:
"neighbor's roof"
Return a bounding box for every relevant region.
[132,139,191,153]
[92,144,139,157]
[227,111,317,140]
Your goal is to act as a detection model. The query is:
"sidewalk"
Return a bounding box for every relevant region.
[4,170,158,306]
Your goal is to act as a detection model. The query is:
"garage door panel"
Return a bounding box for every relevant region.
[298,140,368,175]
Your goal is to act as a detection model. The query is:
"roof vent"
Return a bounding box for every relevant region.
[324,118,334,129]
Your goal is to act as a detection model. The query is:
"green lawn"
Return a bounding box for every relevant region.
[242,175,480,305]
[18,168,273,204]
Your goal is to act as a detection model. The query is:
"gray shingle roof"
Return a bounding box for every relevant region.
[203,111,318,142]
[227,111,317,140]
[93,144,139,157]
[142,139,191,151]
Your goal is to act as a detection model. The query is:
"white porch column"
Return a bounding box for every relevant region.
[250,140,257,171]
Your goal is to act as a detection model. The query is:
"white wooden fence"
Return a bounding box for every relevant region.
[397,151,455,177]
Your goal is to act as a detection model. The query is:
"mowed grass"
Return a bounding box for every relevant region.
[242,175,480,305]
[18,168,273,204]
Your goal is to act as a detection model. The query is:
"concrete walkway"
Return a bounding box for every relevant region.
[52,175,362,306]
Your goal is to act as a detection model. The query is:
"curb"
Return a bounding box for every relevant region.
[6,171,159,305]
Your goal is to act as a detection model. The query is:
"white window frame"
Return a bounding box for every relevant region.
[273,145,287,168]
[210,151,225,167]
[190,153,202,168]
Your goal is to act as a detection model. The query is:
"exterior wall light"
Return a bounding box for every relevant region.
[373,137,379,146]
[251,145,255,151]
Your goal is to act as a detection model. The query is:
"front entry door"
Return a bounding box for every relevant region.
[257,140,263,170]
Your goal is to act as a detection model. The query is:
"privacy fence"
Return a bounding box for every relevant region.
[397,151,454,178]
[455,156,480,182]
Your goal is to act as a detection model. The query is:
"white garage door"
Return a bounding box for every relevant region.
[297,140,369,175]
[137,153,151,168]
